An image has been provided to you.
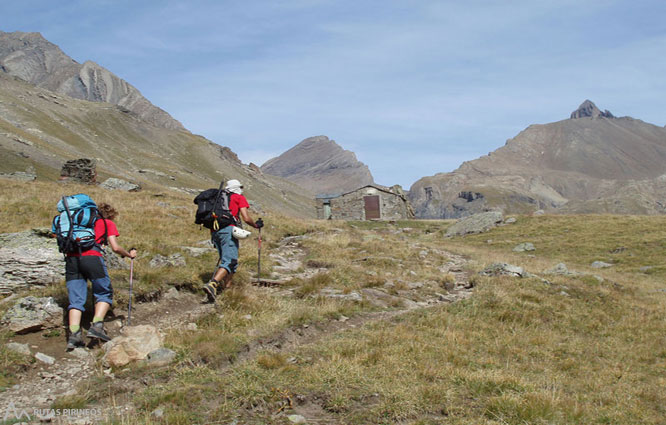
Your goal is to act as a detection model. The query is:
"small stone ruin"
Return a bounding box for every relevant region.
[59,158,97,184]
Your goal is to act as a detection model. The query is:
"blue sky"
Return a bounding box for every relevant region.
[2,0,665,188]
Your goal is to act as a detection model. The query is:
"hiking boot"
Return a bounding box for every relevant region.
[87,322,111,342]
[203,280,219,303]
[66,330,84,351]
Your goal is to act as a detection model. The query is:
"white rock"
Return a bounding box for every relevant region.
[103,325,163,367]
[6,342,31,356]
[35,352,56,364]
[288,414,307,424]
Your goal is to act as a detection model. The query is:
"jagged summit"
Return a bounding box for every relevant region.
[0,30,184,131]
[570,100,614,119]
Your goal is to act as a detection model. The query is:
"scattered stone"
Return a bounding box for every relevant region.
[181,246,212,258]
[0,166,36,181]
[163,287,180,300]
[1,296,63,333]
[59,158,97,184]
[544,263,581,276]
[513,242,535,252]
[505,217,517,224]
[185,322,197,331]
[445,211,504,237]
[68,347,92,360]
[102,248,129,270]
[242,314,253,321]
[288,415,307,424]
[100,177,141,192]
[149,253,186,268]
[610,246,627,254]
[533,210,545,216]
[480,263,524,277]
[103,325,163,367]
[338,315,349,322]
[360,288,417,309]
[319,288,363,302]
[145,348,177,367]
[593,275,604,283]
[151,408,164,419]
[591,261,613,269]
[639,266,653,273]
[407,281,424,289]
[35,352,56,365]
[6,342,31,356]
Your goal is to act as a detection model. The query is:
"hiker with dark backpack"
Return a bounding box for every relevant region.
[194,179,263,302]
[52,196,136,350]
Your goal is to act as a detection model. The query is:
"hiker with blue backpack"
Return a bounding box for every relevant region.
[52,195,136,350]
[194,179,263,302]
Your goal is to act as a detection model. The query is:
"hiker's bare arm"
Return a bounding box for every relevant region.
[239,207,258,228]
[107,235,137,259]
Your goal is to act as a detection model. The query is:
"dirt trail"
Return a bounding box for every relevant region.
[2,234,474,424]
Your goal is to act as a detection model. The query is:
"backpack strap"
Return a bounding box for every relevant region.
[211,181,226,231]
[92,213,108,254]
[61,196,75,257]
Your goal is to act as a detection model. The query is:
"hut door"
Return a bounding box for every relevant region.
[323,203,332,220]
[364,195,380,220]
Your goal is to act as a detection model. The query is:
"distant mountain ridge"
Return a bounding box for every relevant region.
[261,136,375,195]
[409,101,666,217]
[0,31,184,131]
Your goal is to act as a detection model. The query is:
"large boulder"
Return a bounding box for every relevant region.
[1,296,63,334]
[0,229,64,294]
[445,211,504,237]
[100,178,141,192]
[103,325,164,367]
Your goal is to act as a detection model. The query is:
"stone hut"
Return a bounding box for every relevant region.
[316,185,414,220]
[59,158,97,184]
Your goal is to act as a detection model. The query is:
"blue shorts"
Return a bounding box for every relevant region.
[212,226,239,274]
[65,256,113,311]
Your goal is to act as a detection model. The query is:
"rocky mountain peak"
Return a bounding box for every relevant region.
[570,100,614,119]
[0,31,184,131]
[261,136,374,195]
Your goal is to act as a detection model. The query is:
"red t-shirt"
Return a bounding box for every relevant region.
[67,219,119,257]
[229,193,250,222]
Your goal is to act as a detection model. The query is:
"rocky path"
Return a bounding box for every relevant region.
[0,289,216,424]
[2,234,474,424]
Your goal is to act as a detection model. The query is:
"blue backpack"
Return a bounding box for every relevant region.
[51,194,106,255]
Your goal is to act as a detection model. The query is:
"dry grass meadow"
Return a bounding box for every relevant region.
[1,179,665,424]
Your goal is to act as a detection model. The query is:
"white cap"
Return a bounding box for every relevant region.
[232,226,251,239]
[225,179,243,194]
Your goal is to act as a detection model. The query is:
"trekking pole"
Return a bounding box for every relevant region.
[128,255,134,326]
[257,227,262,281]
